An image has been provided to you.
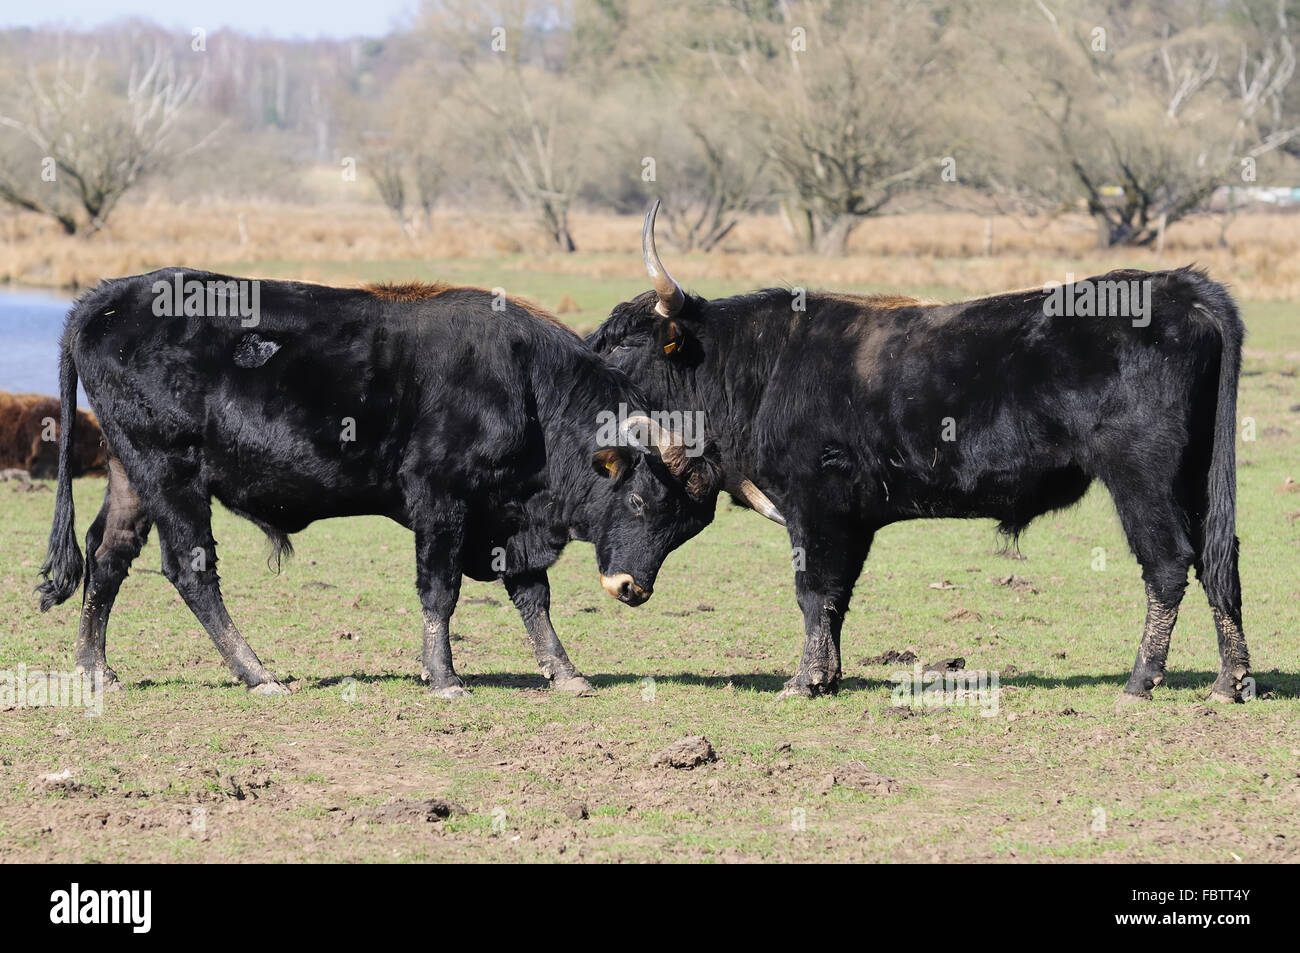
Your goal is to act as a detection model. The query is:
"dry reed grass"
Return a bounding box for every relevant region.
[3,195,1299,300]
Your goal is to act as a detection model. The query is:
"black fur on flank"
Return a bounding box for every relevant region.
[590,265,1249,701]
[39,268,722,695]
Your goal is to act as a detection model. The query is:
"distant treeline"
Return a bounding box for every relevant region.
[2,0,1299,254]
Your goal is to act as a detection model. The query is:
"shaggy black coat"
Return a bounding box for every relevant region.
[39,269,721,695]
[590,266,1248,702]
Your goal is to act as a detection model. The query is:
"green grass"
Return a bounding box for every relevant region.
[0,273,1296,862]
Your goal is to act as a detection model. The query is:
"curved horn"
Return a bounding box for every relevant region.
[618,414,654,456]
[642,199,685,318]
[726,476,786,526]
[620,413,689,474]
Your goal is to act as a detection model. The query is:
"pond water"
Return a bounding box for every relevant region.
[0,287,87,402]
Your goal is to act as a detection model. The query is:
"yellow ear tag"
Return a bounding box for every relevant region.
[663,341,677,355]
[605,460,617,475]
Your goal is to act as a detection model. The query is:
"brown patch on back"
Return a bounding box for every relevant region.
[822,291,942,311]
[820,293,953,385]
[363,281,579,337]
[364,281,453,302]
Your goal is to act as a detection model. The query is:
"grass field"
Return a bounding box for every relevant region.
[0,271,1297,863]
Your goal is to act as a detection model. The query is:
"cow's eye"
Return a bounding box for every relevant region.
[628,492,645,515]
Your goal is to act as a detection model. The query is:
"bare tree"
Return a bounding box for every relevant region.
[1002,0,1299,247]
[366,145,409,229]
[0,45,205,234]
[413,153,443,230]
[418,0,593,252]
[657,117,769,252]
[465,64,582,251]
[719,0,953,255]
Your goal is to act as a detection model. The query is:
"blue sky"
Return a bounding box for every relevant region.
[0,0,420,40]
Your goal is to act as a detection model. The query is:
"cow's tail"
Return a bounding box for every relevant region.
[1193,274,1244,616]
[37,325,84,611]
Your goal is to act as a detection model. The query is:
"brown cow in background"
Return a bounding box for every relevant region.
[0,392,107,479]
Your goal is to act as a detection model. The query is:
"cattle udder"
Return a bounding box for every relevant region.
[0,391,106,479]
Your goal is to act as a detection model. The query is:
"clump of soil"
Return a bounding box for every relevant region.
[993,574,1038,594]
[827,762,901,795]
[861,649,917,666]
[651,736,716,769]
[944,608,983,623]
[31,769,95,798]
[924,657,966,674]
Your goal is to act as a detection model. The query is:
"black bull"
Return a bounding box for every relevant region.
[38,271,722,697]
[588,202,1250,704]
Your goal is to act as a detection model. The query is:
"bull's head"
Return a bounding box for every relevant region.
[588,200,786,527]
[588,412,723,605]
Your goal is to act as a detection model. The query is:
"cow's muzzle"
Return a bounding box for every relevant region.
[601,573,652,606]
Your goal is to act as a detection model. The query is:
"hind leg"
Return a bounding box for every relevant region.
[1203,544,1251,703]
[1108,487,1195,703]
[148,491,287,694]
[75,457,152,689]
[1181,448,1251,702]
[1208,607,1250,703]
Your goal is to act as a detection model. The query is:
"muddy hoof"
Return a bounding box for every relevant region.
[1114,690,1150,709]
[1209,671,1250,704]
[1207,688,1245,704]
[78,665,124,691]
[432,684,471,700]
[249,680,290,696]
[777,679,825,700]
[778,673,837,699]
[552,675,595,696]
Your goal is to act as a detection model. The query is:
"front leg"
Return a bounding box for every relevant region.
[504,570,594,695]
[779,521,871,699]
[414,515,469,699]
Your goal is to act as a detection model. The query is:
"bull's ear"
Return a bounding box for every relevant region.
[656,319,685,358]
[682,455,724,503]
[592,446,633,482]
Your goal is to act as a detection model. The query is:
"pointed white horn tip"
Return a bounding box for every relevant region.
[735,478,786,526]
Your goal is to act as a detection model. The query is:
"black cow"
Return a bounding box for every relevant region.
[589,202,1249,705]
[38,270,722,697]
